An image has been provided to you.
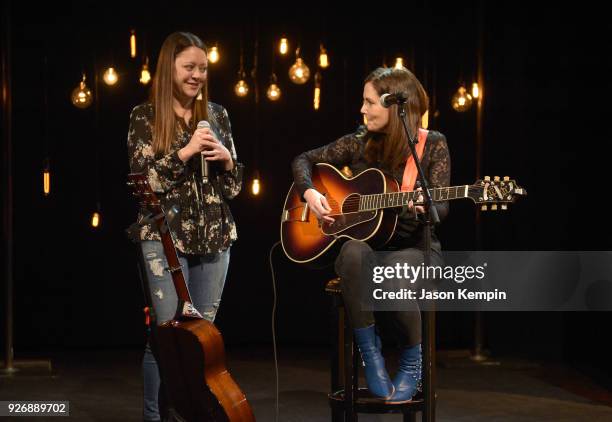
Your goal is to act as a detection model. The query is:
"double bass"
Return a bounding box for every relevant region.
[129,173,255,422]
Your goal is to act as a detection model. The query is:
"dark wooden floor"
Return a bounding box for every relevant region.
[1,346,611,421]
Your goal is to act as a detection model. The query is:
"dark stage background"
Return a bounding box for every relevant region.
[2,2,611,386]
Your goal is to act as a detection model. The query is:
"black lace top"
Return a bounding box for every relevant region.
[127,101,243,255]
[291,126,451,249]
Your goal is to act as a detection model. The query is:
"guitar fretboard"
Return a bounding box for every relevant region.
[359,185,470,211]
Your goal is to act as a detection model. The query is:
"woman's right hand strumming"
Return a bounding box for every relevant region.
[304,188,335,223]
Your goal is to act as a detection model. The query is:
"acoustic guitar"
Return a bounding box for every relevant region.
[281,163,526,264]
[128,173,255,422]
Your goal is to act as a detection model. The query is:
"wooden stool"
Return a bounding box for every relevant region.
[326,278,435,422]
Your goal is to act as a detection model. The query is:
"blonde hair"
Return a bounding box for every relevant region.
[364,67,429,172]
[150,32,209,155]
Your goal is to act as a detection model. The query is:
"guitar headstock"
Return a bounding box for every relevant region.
[127,173,162,212]
[468,176,527,211]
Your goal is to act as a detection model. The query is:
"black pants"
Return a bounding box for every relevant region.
[334,239,443,347]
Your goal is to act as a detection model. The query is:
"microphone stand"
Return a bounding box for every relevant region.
[397,101,439,422]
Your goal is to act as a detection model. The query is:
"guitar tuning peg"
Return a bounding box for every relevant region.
[494,176,500,182]
[503,176,509,181]
[481,205,488,211]
[491,204,498,211]
[501,204,508,210]
[484,176,491,181]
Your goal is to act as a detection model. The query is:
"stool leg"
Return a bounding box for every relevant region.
[344,309,357,422]
[330,301,341,422]
[422,311,436,422]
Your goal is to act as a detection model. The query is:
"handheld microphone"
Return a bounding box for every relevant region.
[197,120,211,183]
[380,92,408,108]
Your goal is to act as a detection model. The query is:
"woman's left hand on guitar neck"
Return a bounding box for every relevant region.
[408,187,425,215]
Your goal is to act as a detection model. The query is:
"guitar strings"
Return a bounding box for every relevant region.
[322,186,499,214]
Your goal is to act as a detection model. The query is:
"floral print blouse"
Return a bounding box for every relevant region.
[127,101,243,255]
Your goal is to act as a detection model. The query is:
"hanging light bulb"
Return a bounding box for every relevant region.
[140,58,151,85]
[90,209,100,228]
[251,178,260,195]
[251,172,261,195]
[451,85,473,112]
[314,87,321,110]
[130,30,137,58]
[91,202,101,228]
[43,158,50,196]
[103,67,118,85]
[279,38,289,55]
[318,44,329,68]
[471,82,480,99]
[71,74,93,109]
[235,47,248,97]
[394,57,404,69]
[91,212,100,228]
[267,83,281,101]
[266,74,281,101]
[209,45,220,64]
[289,48,310,84]
[314,71,322,110]
[234,75,249,97]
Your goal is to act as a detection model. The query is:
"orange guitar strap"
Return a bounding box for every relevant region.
[401,128,429,191]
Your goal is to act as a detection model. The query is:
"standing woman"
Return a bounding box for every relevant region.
[127,32,242,422]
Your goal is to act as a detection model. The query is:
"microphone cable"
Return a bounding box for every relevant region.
[268,240,282,422]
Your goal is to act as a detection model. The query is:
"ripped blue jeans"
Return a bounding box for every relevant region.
[139,240,230,421]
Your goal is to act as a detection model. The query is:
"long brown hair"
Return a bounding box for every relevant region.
[150,32,209,155]
[364,67,429,172]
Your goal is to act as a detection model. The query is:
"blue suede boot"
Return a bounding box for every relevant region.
[375,332,382,351]
[353,325,394,399]
[389,343,422,402]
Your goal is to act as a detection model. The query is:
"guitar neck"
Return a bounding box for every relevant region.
[153,215,193,304]
[359,185,471,212]
[127,173,203,321]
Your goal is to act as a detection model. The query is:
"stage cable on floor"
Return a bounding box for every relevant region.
[268,240,282,422]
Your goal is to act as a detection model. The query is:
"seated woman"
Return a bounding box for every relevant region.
[291,67,450,402]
